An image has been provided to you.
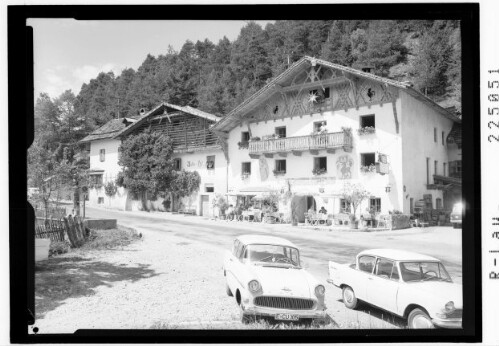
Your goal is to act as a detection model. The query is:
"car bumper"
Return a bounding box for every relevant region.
[450,218,461,224]
[431,317,462,329]
[241,304,327,320]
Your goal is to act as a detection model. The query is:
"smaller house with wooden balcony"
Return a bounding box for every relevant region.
[212,56,461,221]
[80,103,226,216]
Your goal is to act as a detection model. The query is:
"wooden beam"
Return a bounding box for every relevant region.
[391,101,400,134]
[211,130,229,139]
[281,77,345,93]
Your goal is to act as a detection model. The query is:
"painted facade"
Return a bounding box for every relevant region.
[81,57,462,221]
[212,56,462,219]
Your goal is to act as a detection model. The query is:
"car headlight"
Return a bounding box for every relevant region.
[248,280,261,292]
[436,301,456,319]
[315,285,325,296]
[445,301,455,312]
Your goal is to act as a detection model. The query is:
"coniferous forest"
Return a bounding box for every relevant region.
[34,20,462,145]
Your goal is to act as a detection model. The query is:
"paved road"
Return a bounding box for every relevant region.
[85,206,463,328]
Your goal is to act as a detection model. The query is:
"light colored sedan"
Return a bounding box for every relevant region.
[223,235,327,323]
[329,249,462,329]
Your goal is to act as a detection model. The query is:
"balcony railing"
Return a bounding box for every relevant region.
[248,131,352,155]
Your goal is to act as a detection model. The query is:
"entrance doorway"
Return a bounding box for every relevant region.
[306,196,316,212]
[200,195,210,216]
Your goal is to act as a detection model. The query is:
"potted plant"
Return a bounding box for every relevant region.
[341,183,371,230]
[312,167,327,175]
[237,141,249,149]
[212,194,229,219]
[272,169,286,176]
[249,136,261,142]
[357,126,376,135]
[360,164,377,173]
[368,207,380,228]
[241,172,251,180]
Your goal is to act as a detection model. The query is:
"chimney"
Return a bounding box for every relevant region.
[361,66,374,74]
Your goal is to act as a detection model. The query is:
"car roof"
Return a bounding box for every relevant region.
[358,249,440,262]
[236,235,297,248]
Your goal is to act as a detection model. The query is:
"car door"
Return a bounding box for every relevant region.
[225,240,242,291]
[366,258,400,314]
[352,255,377,300]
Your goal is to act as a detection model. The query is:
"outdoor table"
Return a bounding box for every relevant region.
[242,211,257,222]
[263,212,280,223]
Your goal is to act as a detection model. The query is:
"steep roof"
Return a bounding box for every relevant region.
[115,102,220,139]
[79,118,136,143]
[213,56,461,133]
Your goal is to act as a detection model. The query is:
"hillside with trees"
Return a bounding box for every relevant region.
[30,20,461,193]
[34,20,462,138]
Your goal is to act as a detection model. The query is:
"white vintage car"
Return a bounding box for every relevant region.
[328,249,462,329]
[223,235,327,323]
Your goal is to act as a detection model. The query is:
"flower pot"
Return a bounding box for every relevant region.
[349,220,359,229]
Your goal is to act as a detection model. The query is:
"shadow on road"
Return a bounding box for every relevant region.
[35,256,158,319]
[336,298,406,328]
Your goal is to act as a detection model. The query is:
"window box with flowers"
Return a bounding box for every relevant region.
[272,169,286,176]
[312,167,327,176]
[360,164,377,173]
[357,126,376,136]
[248,136,261,142]
[241,172,251,180]
[237,141,249,149]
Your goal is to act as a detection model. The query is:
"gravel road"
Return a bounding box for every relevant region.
[34,207,462,332]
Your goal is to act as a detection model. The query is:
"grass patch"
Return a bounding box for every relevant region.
[151,318,339,330]
[81,225,141,250]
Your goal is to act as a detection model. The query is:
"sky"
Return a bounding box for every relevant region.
[28,19,273,99]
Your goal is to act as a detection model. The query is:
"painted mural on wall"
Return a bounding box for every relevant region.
[259,156,269,181]
[336,155,353,179]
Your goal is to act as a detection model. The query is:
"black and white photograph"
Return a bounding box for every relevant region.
[6,2,484,343]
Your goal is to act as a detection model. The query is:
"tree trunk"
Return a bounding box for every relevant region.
[141,191,149,211]
[73,187,80,216]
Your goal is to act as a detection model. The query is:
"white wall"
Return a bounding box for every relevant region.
[400,91,456,211]
[87,138,128,209]
[173,149,227,216]
[227,100,404,214]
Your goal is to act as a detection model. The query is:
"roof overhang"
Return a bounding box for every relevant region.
[212,56,461,134]
[114,102,219,139]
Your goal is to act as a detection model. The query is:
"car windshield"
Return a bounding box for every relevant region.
[244,244,300,267]
[399,262,452,282]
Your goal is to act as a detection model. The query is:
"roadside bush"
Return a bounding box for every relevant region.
[49,241,70,257]
[82,226,141,250]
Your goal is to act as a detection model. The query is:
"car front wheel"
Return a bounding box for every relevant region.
[342,286,358,309]
[408,308,435,329]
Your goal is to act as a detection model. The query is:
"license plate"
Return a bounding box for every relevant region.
[275,313,299,321]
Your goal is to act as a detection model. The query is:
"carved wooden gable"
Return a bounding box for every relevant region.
[244,63,399,124]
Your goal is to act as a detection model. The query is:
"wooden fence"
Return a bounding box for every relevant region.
[34,206,67,219]
[35,215,88,248]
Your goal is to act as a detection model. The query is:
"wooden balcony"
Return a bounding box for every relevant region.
[248,131,352,156]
